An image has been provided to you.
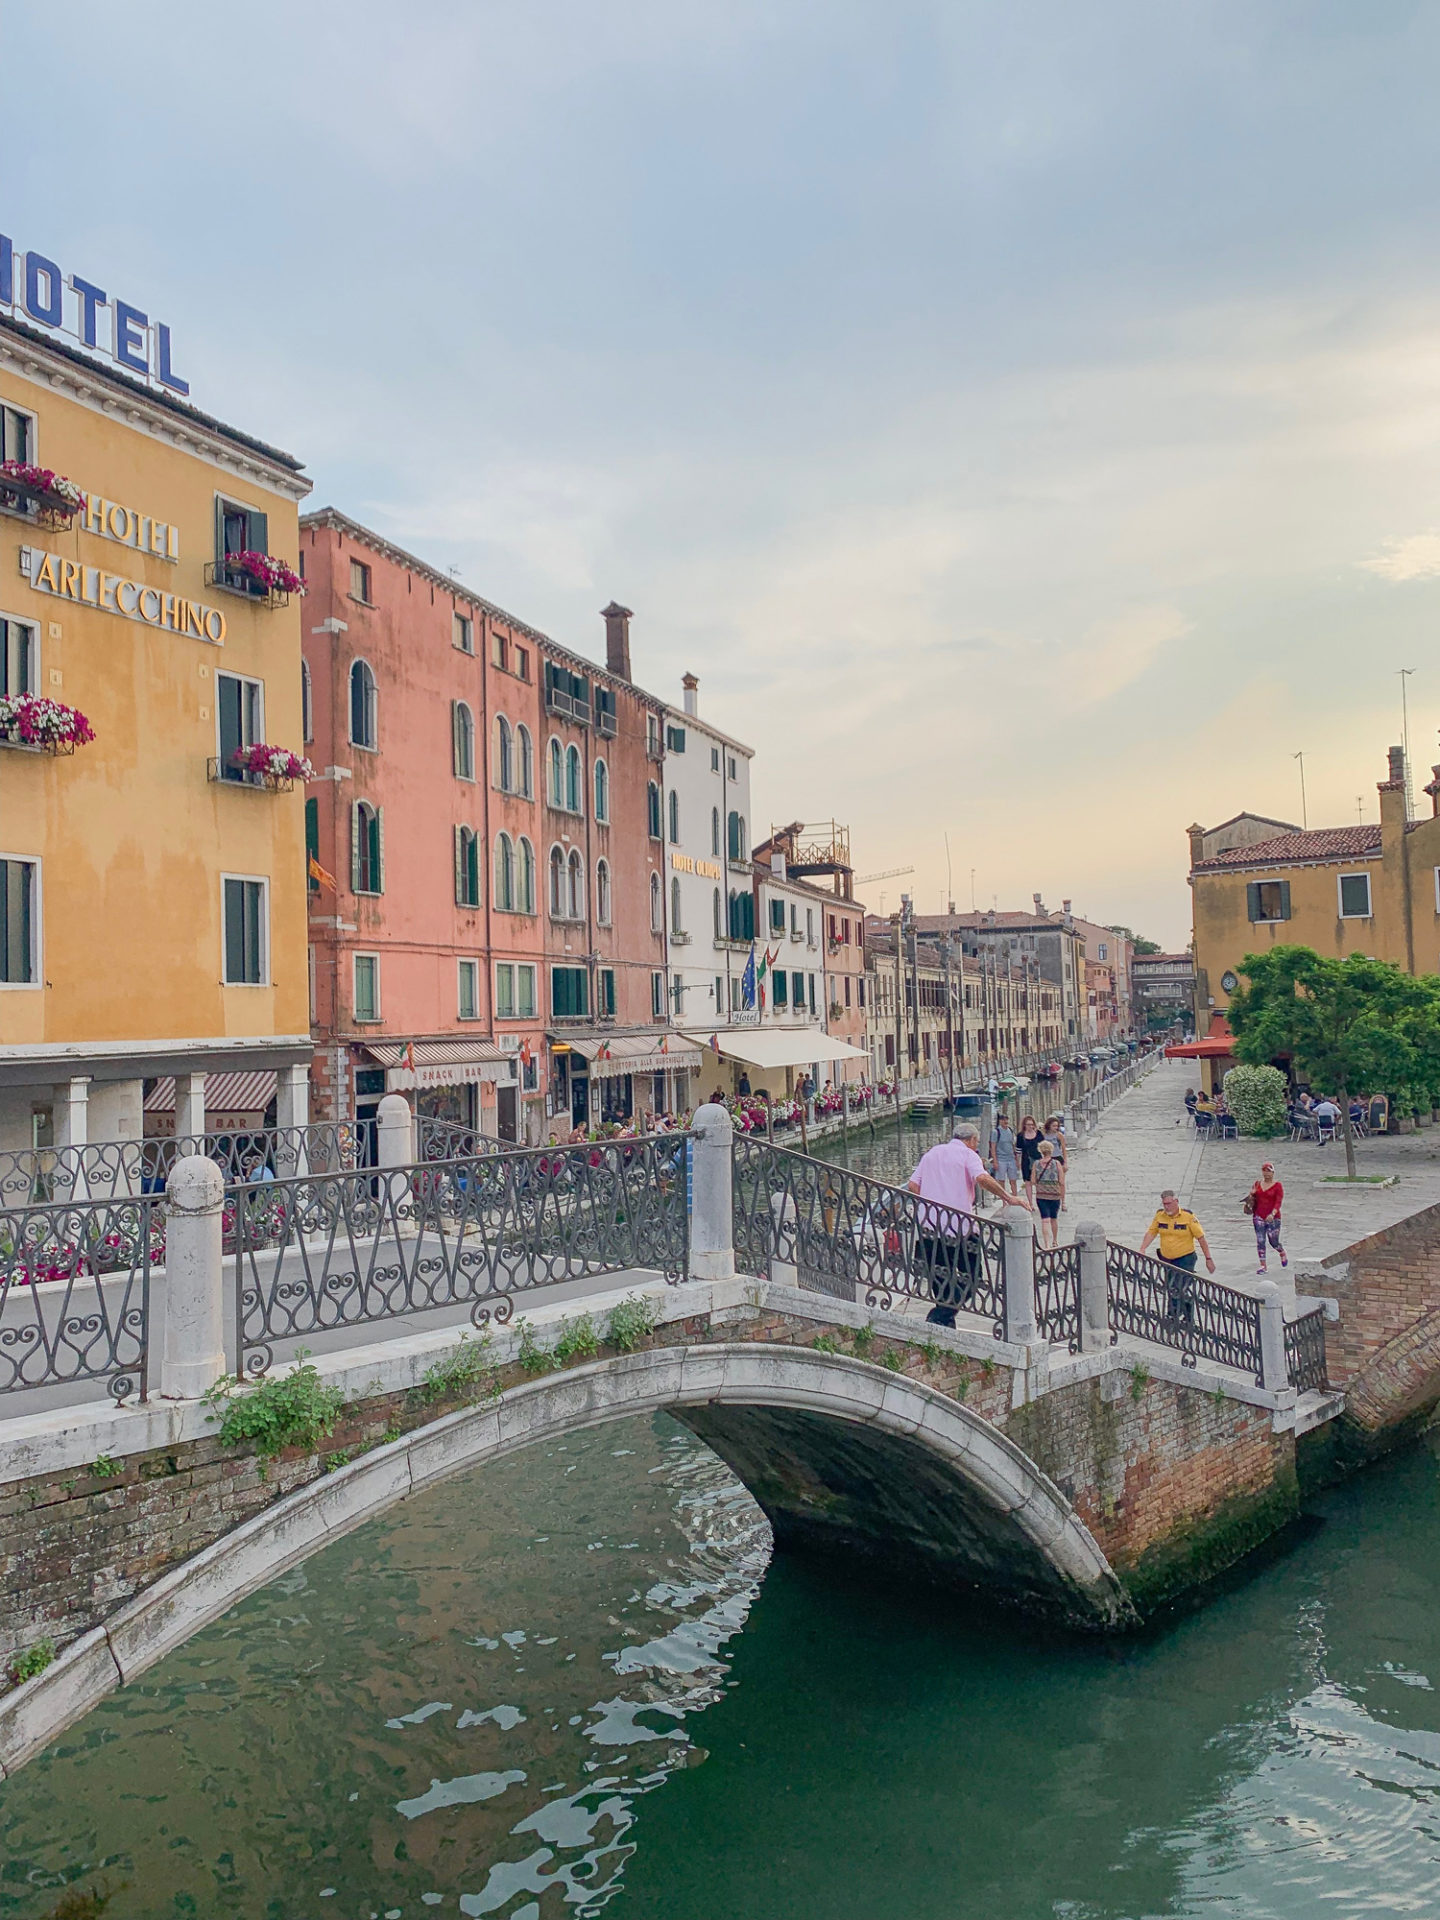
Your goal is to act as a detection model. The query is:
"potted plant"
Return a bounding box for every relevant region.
[0,693,96,754]
[221,550,306,600]
[229,743,314,790]
[0,460,85,523]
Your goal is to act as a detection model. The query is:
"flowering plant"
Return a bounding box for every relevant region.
[877,1079,897,1097]
[0,694,96,748]
[231,743,314,783]
[0,460,85,516]
[225,550,306,596]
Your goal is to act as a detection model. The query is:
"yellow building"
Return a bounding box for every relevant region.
[1189,746,1440,1027]
[0,306,312,1152]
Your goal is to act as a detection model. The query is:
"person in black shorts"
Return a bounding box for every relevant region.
[1032,1138,1065,1248]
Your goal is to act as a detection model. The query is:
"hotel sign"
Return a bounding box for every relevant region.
[1,229,189,396]
[672,852,722,879]
[19,545,226,645]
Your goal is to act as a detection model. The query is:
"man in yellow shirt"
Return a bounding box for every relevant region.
[1139,1190,1216,1277]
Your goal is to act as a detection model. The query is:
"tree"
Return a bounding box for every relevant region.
[1107,925,1162,955]
[1226,946,1434,1176]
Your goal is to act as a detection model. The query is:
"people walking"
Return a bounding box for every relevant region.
[908,1121,1031,1327]
[990,1116,1020,1194]
[1139,1190,1216,1322]
[1032,1139,1065,1248]
[1247,1162,1287,1273]
[1015,1115,1045,1198]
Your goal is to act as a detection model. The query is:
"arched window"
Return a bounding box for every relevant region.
[494,715,513,792]
[668,790,680,844]
[301,658,313,744]
[494,831,515,911]
[349,659,377,749]
[517,725,534,798]
[711,806,720,858]
[352,800,383,893]
[671,875,683,931]
[650,870,663,933]
[727,810,746,862]
[596,857,612,926]
[517,837,536,914]
[452,701,475,780]
[565,744,582,814]
[593,756,609,823]
[454,825,480,907]
[567,848,584,920]
[647,782,662,839]
[548,737,564,806]
[713,887,722,941]
[549,844,566,917]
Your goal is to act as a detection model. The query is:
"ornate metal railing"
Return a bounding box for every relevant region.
[732,1137,1007,1333]
[1034,1243,1081,1350]
[414,1116,505,1163]
[0,1123,364,1205]
[234,1136,690,1376]
[1106,1241,1264,1381]
[0,1194,156,1400]
[1284,1305,1329,1394]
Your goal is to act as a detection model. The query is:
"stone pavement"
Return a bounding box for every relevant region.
[1057,1056,1440,1284]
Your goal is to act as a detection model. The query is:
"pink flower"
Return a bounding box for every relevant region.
[225,550,307,596]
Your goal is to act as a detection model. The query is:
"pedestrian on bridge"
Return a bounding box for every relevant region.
[1139,1192,1216,1320]
[908,1122,1031,1328]
[1246,1163,1287,1275]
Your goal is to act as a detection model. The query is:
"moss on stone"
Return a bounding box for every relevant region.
[1117,1468,1300,1614]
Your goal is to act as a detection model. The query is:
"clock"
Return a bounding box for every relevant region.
[1221,971,1237,993]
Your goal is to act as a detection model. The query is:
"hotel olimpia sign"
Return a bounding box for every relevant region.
[1,227,190,396]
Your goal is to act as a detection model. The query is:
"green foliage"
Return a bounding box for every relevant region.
[515,1319,557,1374]
[1130,1364,1151,1401]
[850,1322,876,1356]
[7,1638,55,1685]
[1221,1063,1290,1137]
[605,1295,659,1353]
[919,1335,941,1366]
[205,1359,345,1461]
[811,1333,842,1354]
[554,1314,600,1364]
[89,1454,122,1480]
[324,1450,352,1473]
[979,1355,997,1381]
[420,1333,500,1405]
[880,1349,904,1372]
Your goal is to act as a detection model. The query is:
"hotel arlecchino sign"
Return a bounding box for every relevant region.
[1,227,190,396]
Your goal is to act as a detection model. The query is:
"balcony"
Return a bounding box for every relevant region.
[670,930,691,946]
[545,686,590,726]
[0,467,84,530]
[596,709,618,738]
[789,929,804,942]
[208,757,297,794]
[645,736,664,762]
[204,560,292,611]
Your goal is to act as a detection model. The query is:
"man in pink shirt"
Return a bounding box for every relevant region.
[908,1122,1031,1326]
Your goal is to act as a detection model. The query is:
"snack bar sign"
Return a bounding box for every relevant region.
[1,230,189,396]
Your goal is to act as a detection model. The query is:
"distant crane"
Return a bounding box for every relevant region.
[854,864,915,886]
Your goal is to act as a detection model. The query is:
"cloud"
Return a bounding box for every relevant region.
[1362,532,1440,582]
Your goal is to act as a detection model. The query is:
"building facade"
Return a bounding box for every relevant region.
[0,310,311,1153]
[1057,909,1133,1043]
[914,902,1086,1048]
[1131,952,1195,1030]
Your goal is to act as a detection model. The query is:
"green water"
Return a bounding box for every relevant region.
[2,1413,1439,1919]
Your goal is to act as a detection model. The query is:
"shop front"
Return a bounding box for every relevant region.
[357,1038,517,1151]
[548,1034,702,1135]
[684,1027,870,1101]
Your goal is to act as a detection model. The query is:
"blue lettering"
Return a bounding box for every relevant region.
[0,235,11,306]
[113,300,148,375]
[69,275,108,349]
[156,322,189,396]
[23,253,62,327]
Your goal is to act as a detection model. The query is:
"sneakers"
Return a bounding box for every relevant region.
[1256,1264,1268,1275]
[1279,1252,1288,1268]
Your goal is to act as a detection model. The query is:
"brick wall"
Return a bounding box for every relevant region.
[1317,1198,1440,1385]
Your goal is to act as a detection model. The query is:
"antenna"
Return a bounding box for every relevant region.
[1293,751,1307,830]
[1357,795,1364,822]
[1399,668,1416,819]
[970,867,976,911]
[944,833,953,914]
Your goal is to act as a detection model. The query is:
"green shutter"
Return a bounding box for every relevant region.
[454,825,465,905]
[1246,882,1261,922]
[306,798,319,890]
[1278,880,1291,921]
[350,802,362,892]
[214,495,228,564]
[248,508,268,556]
[374,807,385,893]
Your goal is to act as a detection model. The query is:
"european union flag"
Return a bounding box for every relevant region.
[741,943,758,1010]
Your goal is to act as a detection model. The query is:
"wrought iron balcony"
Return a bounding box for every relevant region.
[203,560,291,610]
[207,757,296,794]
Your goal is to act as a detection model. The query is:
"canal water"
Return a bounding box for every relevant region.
[3,1411,1439,1918]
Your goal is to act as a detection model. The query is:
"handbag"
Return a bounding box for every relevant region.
[1241,1190,1256,1215]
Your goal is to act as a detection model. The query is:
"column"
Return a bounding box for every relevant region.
[52,1076,91,1201]
[1074,1219,1109,1353]
[175,1071,206,1144]
[689,1100,736,1283]
[1256,1280,1293,1397]
[376,1092,415,1169]
[1002,1211,1037,1346]
[274,1062,310,1177]
[161,1154,226,1399]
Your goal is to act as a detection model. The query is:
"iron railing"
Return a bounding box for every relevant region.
[0,1194,156,1400]
[1034,1242,1082,1350]
[732,1137,1007,1333]
[234,1136,690,1377]
[1284,1305,1329,1394]
[0,1123,364,1205]
[414,1116,505,1162]
[1106,1241,1264,1381]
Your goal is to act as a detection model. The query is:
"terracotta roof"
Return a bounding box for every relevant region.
[1191,825,1382,872]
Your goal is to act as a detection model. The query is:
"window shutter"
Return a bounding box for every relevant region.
[1246,882,1261,923]
[454,825,465,905]
[1278,881,1291,921]
[214,495,227,564]
[451,702,460,774]
[375,807,385,893]
[350,802,362,892]
[248,508,268,556]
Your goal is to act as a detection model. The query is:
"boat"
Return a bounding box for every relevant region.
[1065,1056,1090,1072]
[1036,1062,1063,1080]
[995,1074,1031,1095]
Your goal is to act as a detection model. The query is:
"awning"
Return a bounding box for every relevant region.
[361,1039,514,1090]
[563,1034,703,1081]
[145,1071,278,1115]
[1165,1014,1236,1061]
[684,1028,870,1071]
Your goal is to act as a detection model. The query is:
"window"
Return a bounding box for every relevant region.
[216,671,263,781]
[596,858,612,925]
[306,796,320,891]
[713,887,722,941]
[599,968,616,1017]
[548,737,564,806]
[494,715,514,792]
[727,755,738,780]
[809,972,816,1010]
[1245,880,1291,924]
[1098,942,1108,961]
[350,558,373,604]
[352,801,384,894]
[492,631,509,671]
[793,971,806,1009]
[567,848,584,919]
[791,904,799,936]
[549,844,566,917]
[517,837,535,914]
[647,714,661,756]
[1,404,33,466]
[452,701,475,780]
[594,757,609,822]
[648,782,662,839]
[223,876,268,986]
[1,617,37,696]
[667,724,686,753]
[349,659,377,749]
[651,871,663,932]
[453,612,473,654]
[594,686,616,734]
[671,875,683,931]
[495,961,539,1019]
[353,952,380,1022]
[774,968,788,1007]
[454,825,480,907]
[565,744,582,814]
[458,958,479,1020]
[770,898,785,934]
[806,908,814,945]
[668,790,681,844]
[552,965,589,1018]
[651,971,665,1018]
[727,811,747,862]
[845,976,852,1006]
[1339,873,1372,919]
[711,807,721,857]
[0,856,38,984]
[715,973,724,1005]
[215,497,269,589]
[517,725,534,798]
[301,658,313,743]
[711,747,720,773]
[728,889,755,942]
[494,832,516,910]
[513,644,529,682]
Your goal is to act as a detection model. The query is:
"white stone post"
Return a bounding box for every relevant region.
[1002,1211,1038,1345]
[175,1071,207,1146]
[689,1100,736,1282]
[52,1075,91,1200]
[376,1092,415,1169]
[1075,1218,1109,1353]
[1256,1279,1292,1397]
[161,1154,226,1399]
[275,1063,310,1177]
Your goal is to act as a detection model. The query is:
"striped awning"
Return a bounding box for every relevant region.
[563,1034,703,1081]
[360,1039,514,1090]
[144,1071,278,1115]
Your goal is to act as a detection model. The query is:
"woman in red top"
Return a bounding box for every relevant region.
[1250,1162,1286,1274]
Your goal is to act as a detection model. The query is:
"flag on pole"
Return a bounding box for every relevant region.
[741,943,758,1010]
[308,853,337,892]
[709,1033,721,1054]
[404,1041,417,1073]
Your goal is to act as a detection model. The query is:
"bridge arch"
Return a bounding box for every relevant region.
[0,1345,1132,1775]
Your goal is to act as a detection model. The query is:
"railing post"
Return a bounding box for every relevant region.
[1256,1279,1291,1394]
[689,1101,735,1282]
[1075,1219,1108,1353]
[376,1093,415,1169]
[1002,1211,1037,1345]
[161,1154,226,1400]
[276,1063,310,1176]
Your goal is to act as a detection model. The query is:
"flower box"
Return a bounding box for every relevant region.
[209,743,314,793]
[0,460,85,527]
[206,551,306,608]
[0,694,96,754]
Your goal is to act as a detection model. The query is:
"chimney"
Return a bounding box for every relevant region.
[771,851,787,879]
[1188,822,1207,871]
[1032,892,1044,916]
[1061,898,1072,915]
[1379,743,1408,845]
[682,672,698,717]
[601,602,633,681]
[1388,743,1406,785]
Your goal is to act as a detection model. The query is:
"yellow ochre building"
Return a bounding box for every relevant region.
[0,267,312,1153]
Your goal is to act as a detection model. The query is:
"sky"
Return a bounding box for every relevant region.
[9,0,1440,948]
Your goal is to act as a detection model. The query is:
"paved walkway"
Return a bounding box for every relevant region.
[1058,1057,1440,1284]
